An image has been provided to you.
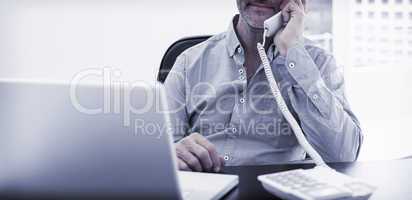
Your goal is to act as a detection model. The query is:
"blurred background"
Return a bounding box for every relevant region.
[0,0,411,161]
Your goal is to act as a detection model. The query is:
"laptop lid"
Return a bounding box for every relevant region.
[0,80,182,199]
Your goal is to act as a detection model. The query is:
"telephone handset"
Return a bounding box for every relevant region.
[256,13,377,200]
[263,12,284,42]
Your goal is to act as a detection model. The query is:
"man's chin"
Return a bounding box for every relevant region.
[240,12,273,30]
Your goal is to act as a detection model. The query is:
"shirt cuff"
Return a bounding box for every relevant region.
[283,42,329,116]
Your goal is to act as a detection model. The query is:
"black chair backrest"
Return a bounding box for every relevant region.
[157,36,212,83]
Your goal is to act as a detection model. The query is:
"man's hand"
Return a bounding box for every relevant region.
[175,133,224,173]
[275,0,306,56]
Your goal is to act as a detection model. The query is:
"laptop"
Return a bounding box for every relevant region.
[0,80,238,200]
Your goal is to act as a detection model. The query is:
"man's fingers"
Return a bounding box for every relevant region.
[295,0,304,10]
[178,158,192,171]
[286,1,299,13]
[282,1,303,24]
[281,3,290,23]
[281,2,297,23]
[176,133,223,173]
[194,135,222,172]
[187,142,214,172]
[176,144,203,172]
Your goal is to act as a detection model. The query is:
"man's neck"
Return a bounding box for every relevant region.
[236,17,262,52]
[234,15,272,80]
[235,16,272,53]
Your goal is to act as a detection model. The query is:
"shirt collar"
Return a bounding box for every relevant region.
[225,15,242,57]
[225,15,278,59]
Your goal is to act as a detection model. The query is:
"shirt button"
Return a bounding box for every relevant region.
[240,98,246,104]
[237,48,243,54]
[239,76,245,80]
[239,69,245,74]
[224,154,230,161]
[232,127,237,133]
[288,62,296,69]
[313,94,319,100]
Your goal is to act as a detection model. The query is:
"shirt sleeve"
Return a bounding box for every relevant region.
[282,42,363,162]
[163,54,190,142]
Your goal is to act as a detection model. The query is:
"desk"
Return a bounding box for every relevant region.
[222,159,412,200]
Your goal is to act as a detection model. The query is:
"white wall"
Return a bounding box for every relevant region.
[0,0,237,83]
[333,0,412,160]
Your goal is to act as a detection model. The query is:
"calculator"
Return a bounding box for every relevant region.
[258,166,376,200]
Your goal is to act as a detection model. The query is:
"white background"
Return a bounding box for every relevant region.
[0,0,411,161]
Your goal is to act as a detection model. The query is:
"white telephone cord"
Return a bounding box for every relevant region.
[257,36,327,167]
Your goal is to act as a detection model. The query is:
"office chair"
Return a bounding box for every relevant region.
[158,36,212,83]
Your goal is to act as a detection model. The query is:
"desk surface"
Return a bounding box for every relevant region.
[222,159,412,200]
